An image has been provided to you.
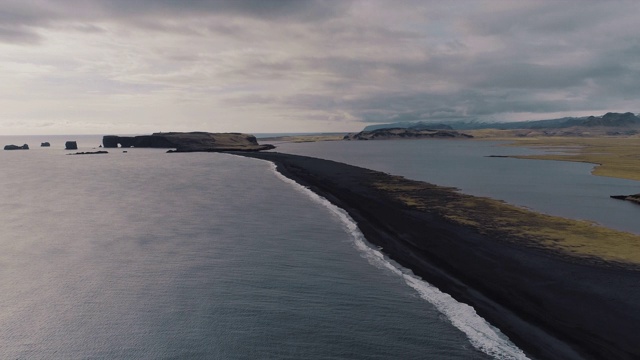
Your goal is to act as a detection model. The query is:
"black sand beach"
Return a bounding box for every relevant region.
[233,151,640,360]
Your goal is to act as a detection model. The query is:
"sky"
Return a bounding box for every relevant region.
[1,0,640,135]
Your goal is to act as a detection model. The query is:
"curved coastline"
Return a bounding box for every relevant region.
[231,151,640,360]
[264,159,529,359]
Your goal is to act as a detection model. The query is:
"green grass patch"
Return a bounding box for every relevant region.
[504,137,640,182]
[371,174,640,266]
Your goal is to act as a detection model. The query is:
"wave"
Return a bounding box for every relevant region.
[267,161,530,360]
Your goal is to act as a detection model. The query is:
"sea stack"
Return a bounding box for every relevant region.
[41,142,51,147]
[4,144,29,150]
[65,141,78,150]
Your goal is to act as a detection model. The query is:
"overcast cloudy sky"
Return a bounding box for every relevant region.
[1,0,639,135]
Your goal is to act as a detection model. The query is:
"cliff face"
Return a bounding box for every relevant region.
[344,128,473,140]
[103,132,274,152]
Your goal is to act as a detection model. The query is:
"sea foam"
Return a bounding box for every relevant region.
[267,161,530,360]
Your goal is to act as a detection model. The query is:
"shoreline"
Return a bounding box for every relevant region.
[485,136,640,182]
[231,151,640,360]
[261,134,640,182]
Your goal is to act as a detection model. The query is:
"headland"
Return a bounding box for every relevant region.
[103,132,274,152]
[232,151,640,360]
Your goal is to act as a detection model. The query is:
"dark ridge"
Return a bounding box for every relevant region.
[364,112,640,131]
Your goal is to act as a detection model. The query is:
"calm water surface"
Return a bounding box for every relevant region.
[1,141,521,359]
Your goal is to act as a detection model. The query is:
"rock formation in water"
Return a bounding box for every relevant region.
[65,141,78,150]
[344,128,473,140]
[67,151,109,155]
[611,193,640,205]
[4,144,29,150]
[40,142,50,147]
[103,132,275,152]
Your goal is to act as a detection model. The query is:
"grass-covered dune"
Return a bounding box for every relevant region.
[234,151,640,360]
[373,175,640,265]
[488,136,640,182]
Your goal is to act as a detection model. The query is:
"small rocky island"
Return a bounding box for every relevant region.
[103,132,274,152]
[4,144,29,150]
[344,128,473,140]
[67,151,109,155]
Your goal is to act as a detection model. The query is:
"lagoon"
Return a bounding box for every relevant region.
[275,139,640,234]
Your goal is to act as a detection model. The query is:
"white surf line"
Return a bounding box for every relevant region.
[266,161,530,360]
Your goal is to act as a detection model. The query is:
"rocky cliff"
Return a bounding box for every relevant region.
[103,132,274,152]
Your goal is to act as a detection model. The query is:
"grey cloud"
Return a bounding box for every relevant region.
[253,84,605,124]
[14,0,346,24]
[177,5,640,123]
[223,45,637,122]
[0,2,58,44]
[3,0,640,129]
[0,25,41,44]
[69,23,107,33]
[283,93,343,110]
[0,0,349,43]
[466,2,619,37]
[92,0,346,21]
[466,60,628,90]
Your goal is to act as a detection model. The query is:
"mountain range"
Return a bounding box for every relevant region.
[363,112,640,131]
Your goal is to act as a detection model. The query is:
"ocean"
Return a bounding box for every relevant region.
[0,136,529,359]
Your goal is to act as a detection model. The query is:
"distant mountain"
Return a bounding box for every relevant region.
[581,112,640,127]
[362,112,640,131]
[344,128,473,141]
[363,121,453,131]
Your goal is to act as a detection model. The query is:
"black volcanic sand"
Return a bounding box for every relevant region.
[232,151,640,360]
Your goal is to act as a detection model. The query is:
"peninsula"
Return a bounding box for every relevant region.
[611,193,640,205]
[232,151,640,360]
[103,132,274,152]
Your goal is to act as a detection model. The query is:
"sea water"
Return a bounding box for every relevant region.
[276,139,640,234]
[0,139,527,359]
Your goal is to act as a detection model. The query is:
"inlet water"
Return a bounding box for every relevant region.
[276,139,640,234]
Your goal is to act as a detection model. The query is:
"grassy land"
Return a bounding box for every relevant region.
[501,137,640,182]
[264,132,640,263]
[269,131,640,181]
[371,174,640,266]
